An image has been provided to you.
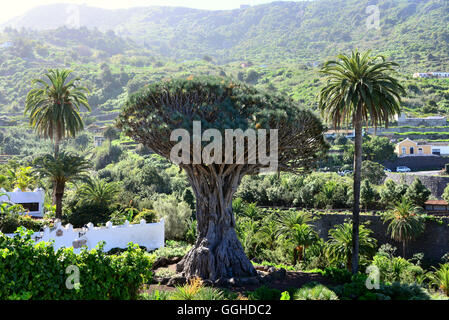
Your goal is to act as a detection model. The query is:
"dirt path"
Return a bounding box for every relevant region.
[148,264,334,296]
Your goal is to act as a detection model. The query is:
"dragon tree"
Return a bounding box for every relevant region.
[117,77,328,281]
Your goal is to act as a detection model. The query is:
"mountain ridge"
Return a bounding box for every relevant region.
[0,0,448,122]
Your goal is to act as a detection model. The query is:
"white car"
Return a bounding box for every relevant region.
[384,168,392,173]
[396,166,411,173]
[337,170,353,176]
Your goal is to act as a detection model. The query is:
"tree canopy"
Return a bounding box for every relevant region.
[118,76,328,174]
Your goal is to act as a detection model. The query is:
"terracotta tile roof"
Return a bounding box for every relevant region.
[425,200,448,205]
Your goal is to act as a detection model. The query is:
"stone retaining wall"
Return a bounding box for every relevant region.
[311,213,449,264]
[385,172,449,198]
[382,156,449,172]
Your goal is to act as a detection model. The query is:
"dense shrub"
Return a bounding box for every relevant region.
[427,263,449,296]
[322,267,352,284]
[0,203,50,233]
[170,278,225,300]
[1,215,49,233]
[64,202,115,228]
[379,179,408,208]
[372,246,425,284]
[332,273,430,300]
[152,240,192,259]
[247,286,282,300]
[93,144,123,170]
[132,209,158,224]
[0,228,155,300]
[405,178,431,208]
[153,195,192,240]
[293,283,338,300]
[361,160,386,185]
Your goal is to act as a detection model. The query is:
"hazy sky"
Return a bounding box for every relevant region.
[0,0,295,24]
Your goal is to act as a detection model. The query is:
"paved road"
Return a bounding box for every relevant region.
[397,170,441,176]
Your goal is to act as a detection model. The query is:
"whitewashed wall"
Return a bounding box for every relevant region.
[6,219,165,253]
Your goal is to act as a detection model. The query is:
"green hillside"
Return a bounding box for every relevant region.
[0,0,448,125]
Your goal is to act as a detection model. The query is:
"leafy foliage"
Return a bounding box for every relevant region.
[0,228,154,300]
[326,221,377,271]
[381,197,425,257]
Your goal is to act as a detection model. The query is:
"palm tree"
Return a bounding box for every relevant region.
[382,197,425,258]
[290,223,319,265]
[33,152,90,219]
[428,264,449,296]
[78,178,119,207]
[276,209,314,235]
[326,221,377,272]
[319,50,405,273]
[24,69,90,156]
[258,218,278,251]
[6,166,37,191]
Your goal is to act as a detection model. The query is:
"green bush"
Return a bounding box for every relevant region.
[93,144,123,170]
[0,227,155,300]
[132,209,158,223]
[153,195,192,240]
[0,214,23,233]
[0,214,50,233]
[332,273,431,300]
[247,285,282,300]
[294,283,338,300]
[377,282,430,300]
[322,267,352,284]
[372,251,425,285]
[65,202,114,227]
[152,240,192,259]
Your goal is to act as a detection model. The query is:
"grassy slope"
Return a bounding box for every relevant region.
[0,0,448,126]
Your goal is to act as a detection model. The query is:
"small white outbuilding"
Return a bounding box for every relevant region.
[0,187,45,217]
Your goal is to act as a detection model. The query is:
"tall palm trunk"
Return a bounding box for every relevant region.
[351,108,363,274]
[54,138,60,158]
[54,122,62,157]
[403,240,406,258]
[293,245,304,265]
[53,181,65,219]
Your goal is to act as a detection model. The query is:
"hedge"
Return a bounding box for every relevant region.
[0,227,155,300]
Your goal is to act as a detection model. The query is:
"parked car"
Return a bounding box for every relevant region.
[396,166,411,173]
[384,168,392,172]
[338,169,353,176]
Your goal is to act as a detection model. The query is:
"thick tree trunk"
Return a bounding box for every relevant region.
[351,110,363,274]
[177,166,257,281]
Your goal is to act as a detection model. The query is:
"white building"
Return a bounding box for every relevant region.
[413,73,431,78]
[431,72,449,78]
[431,144,449,156]
[413,72,449,79]
[0,188,45,217]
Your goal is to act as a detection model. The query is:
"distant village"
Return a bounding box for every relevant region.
[413,72,449,79]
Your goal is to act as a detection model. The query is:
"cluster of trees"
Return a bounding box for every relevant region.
[235,171,431,211]
[233,198,428,272]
